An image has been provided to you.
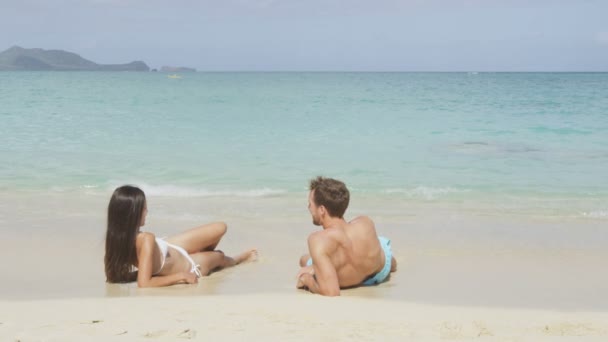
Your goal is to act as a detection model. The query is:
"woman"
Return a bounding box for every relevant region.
[104,185,257,287]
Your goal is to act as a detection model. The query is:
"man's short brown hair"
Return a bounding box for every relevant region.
[309,176,350,218]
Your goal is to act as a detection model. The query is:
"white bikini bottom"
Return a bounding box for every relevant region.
[155,237,202,277]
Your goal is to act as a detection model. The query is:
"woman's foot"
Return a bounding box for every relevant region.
[234,249,258,264]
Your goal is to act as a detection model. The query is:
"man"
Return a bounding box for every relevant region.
[297,176,397,296]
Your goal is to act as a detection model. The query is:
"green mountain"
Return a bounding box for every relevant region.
[0,46,149,71]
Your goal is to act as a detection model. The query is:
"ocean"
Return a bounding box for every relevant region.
[1,72,607,218]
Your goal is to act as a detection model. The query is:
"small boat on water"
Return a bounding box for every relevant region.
[167,74,182,79]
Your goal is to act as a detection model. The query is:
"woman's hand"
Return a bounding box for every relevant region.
[182,272,199,284]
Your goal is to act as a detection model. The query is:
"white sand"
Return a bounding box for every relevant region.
[2,294,608,341]
[2,191,608,341]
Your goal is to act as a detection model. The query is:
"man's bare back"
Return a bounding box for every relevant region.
[297,178,397,296]
[302,216,385,286]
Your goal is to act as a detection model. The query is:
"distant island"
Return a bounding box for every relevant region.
[0,46,150,71]
[160,65,196,73]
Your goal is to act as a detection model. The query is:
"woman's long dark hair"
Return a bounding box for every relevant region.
[105,185,146,283]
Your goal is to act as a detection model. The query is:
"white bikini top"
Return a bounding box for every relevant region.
[154,237,170,275]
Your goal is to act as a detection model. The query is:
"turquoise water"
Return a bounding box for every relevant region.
[1,72,607,214]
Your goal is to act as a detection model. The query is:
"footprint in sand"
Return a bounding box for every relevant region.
[143,330,168,338]
[473,321,494,337]
[178,328,196,339]
[438,321,494,339]
[542,322,600,336]
[438,321,463,339]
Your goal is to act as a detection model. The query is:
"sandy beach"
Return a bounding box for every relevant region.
[1,191,607,340]
[3,294,608,341]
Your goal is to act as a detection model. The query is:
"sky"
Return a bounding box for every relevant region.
[1,0,607,71]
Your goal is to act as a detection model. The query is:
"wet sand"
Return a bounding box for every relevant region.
[1,191,607,340]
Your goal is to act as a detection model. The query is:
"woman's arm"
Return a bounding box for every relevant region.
[136,233,198,288]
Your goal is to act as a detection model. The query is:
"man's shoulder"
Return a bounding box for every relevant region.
[307,230,339,250]
[307,230,332,243]
[349,215,375,229]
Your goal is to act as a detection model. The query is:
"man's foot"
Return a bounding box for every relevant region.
[234,249,258,264]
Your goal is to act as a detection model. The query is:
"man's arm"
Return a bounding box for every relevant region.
[297,235,340,296]
[296,265,314,289]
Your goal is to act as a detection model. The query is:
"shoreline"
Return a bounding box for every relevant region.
[1,189,607,221]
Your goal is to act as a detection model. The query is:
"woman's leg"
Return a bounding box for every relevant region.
[190,249,258,276]
[166,222,227,254]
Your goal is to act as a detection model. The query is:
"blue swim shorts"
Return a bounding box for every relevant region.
[305,236,393,286]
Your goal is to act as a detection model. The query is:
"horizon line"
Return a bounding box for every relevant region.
[2,70,608,73]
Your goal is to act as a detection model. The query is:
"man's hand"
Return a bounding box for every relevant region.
[296,265,314,288]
